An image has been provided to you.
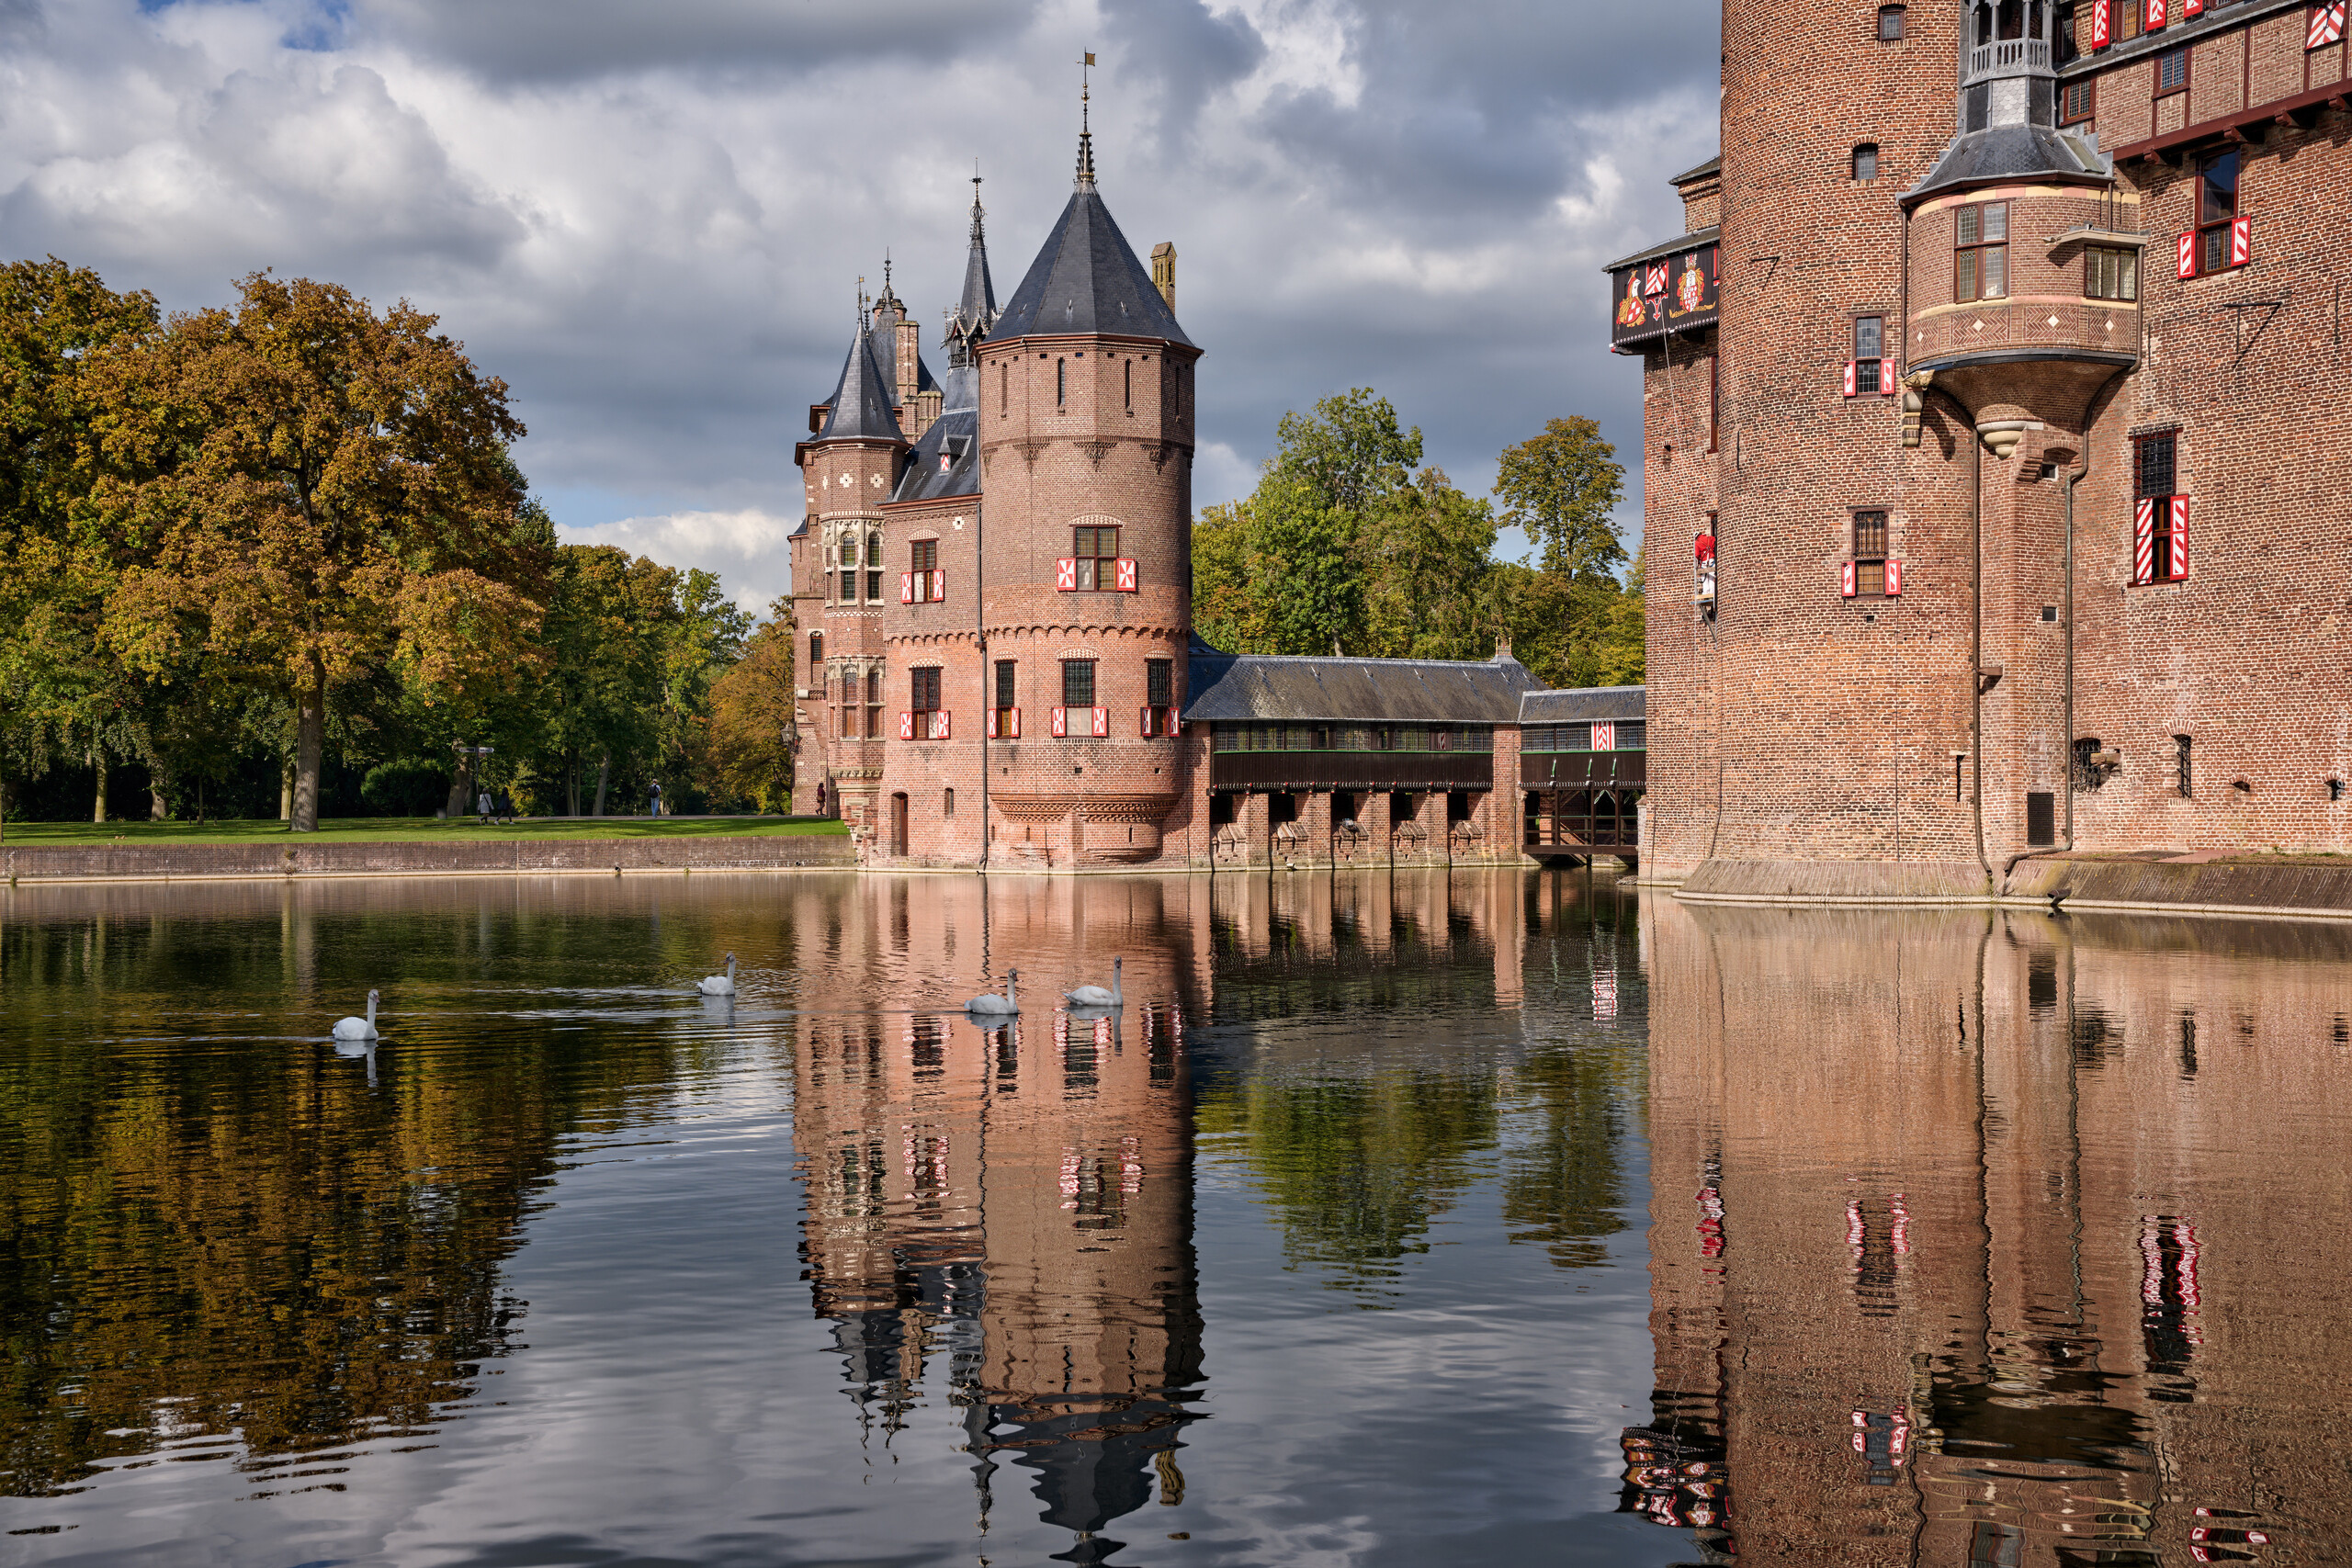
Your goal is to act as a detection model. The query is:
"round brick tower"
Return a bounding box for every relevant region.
[966,120,1200,866]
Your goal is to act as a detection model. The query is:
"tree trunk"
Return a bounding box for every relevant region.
[280,758,294,821]
[566,756,580,818]
[594,752,610,817]
[92,748,106,824]
[291,660,325,832]
[151,784,168,821]
[446,761,470,820]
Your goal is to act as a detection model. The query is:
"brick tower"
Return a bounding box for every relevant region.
[1627,0,2352,891]
[792,321,909,832]
[877,107,1203,866]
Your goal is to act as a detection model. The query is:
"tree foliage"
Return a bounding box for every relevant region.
[1193,392,1644,689]
[0,259,785,825]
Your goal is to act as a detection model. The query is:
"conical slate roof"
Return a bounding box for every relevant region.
[956,193,997,333]
[816,322,904,442]
[989,185,1191,347]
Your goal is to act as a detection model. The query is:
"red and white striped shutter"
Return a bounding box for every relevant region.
[1050,705,1068,737]
[937,710,953,740]
[1055,558,1078,592]
[1140,706,1154,737]
[1843,360,1858,398]
[1114,558,1137,592]
[2312,2,2346,48]
[987,708,1000,739]
[1009,706,1021,739]
[2177,231,2198,279]
[932,569,945,600]
[2168,497,2189,579]
[2184,0,2202,16]
[1593,722,1617,753]
[2133,499,2155,583]
[899,572,913,604]
[1091,706,1109,738]
[2093,0,2111,45]
[1878,358,1896,396]
[2229,216,2250,267]
[1841,559,1858,597]
[2145,0,2164,29]
[1885,559,1904,596]
[899,710,914,740]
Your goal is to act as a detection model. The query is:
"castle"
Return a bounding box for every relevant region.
[1617,0,2352,897]
[790,117,1647,872]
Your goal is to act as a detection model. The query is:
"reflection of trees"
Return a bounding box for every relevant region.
[1500,1044,1637,1269]
[0,899,695,1498]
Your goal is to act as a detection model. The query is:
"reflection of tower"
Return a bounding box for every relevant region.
[789,878,1202,1563]
[1636,897,2352,1562]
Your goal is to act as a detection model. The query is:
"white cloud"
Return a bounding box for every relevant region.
[557,510,798,615]
[0,0,1718,593]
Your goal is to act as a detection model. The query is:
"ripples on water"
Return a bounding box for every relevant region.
[0,873,2346,1565]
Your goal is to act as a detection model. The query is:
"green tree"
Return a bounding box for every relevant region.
[701,597,797,812]
[1494,416,1627,581]
[92,274,551,829]
[1360,467,1499,662]
[537,544,682,816]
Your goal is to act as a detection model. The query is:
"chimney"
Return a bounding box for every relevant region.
[1150,242,1176,310]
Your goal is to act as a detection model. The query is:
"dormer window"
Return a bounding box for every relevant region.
[1878,4,1906,37]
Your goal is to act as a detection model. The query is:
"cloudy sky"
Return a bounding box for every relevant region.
[0,0,1720,612]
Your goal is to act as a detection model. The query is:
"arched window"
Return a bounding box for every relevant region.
[1877,4,1905,38]
[1974,3,1992,44]
[1997,0,2022,39]
[1852,143,1881,180]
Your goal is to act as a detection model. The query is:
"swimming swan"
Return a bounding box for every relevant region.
[1063,956,1122,1010]
[966,970,1020,1016]
[698,953,738,996]
[333,990,379,1041]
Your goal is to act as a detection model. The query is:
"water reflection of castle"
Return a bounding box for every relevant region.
[786,877,1210,1563]
[1631,898,2352,1564]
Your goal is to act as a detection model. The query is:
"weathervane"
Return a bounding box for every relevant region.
[1076,51,1097,187]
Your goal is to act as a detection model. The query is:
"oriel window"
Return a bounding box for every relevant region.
[2195,150,2239,275]
[1070,525,1121,591]
[2085,245,2138,300]
[1955,201,2009,301]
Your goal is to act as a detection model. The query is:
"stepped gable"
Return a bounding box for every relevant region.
[1183,652,1542,725]
[815,321,905,443]
[988,185,1192,347]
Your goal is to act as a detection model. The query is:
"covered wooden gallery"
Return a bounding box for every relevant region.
[1180,646,1646,867]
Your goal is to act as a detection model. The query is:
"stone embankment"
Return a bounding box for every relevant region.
[1662,852,2352,922]
[0,834,857,885]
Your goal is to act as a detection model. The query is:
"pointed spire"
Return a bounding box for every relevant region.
[947,163,1000,368]
[816,310,905,443]
[1075,51,1097,190]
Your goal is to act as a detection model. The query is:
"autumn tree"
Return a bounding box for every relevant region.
[535,544,683,816]
[93,275,550,830]
[701,597,797,812]
[0,259,163,823]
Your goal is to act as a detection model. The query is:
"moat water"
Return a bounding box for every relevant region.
[1,872,2346,1566]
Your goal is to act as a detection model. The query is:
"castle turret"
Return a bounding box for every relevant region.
[960,107,1200,866]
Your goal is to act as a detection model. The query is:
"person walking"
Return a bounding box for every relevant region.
[475,787,492,824]
[649,781,663,818]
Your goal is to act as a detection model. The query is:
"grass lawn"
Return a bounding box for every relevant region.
[2,816,849,848]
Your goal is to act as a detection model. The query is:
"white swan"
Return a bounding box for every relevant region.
[333,990,379,1041]
[1063,956,1122,1010]
[966,970,1019,1016]
[697,953,737,996]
